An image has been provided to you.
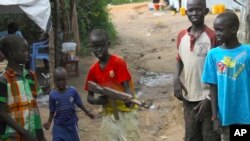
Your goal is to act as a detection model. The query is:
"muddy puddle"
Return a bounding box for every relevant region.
[137,70,174,97]
[139,71,174,87]
[136,70,174,109]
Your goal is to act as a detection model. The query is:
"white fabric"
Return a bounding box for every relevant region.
[170,0,241,10]
[238,0,250,43]
[0,0,51,31]
[100,111,140,141]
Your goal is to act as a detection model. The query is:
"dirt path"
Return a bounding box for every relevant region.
[40,2,217,141]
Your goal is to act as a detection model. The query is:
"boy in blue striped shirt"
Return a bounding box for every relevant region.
[43,67,94,141]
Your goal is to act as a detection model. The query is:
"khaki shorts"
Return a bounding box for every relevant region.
[100,111,140,141]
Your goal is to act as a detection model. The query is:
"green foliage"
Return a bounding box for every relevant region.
[77,0,117,55]
[0,14,44,44]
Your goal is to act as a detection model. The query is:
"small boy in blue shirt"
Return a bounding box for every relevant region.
[202,12,250,141]
[43,67,94,141]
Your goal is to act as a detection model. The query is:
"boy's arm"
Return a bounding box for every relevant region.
[73,89,94,119]
[0,104,33,136]
[210,84,221,132]
[210,84,218,120]
[122,80,134,107]
[43,94,55,130]
[43,112,55,130]
[173,60,188,101]
[193,97,211,121]
[0,82,35,140]
[77,105,95,119]
[122,80,133,96]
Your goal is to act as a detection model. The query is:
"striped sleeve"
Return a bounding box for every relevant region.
[176,30,187,60]
[0,77,7,103]
[28,70,43,97]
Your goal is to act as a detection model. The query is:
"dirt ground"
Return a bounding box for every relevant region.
[39,2,218,141]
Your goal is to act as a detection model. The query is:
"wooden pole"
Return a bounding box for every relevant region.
[54,0,61,66]
[59,0,69,41]
[48,28,55,89]
[70,0,81,52]
[238,0,250,44]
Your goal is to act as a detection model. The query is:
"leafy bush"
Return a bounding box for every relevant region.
[77,0,117,55]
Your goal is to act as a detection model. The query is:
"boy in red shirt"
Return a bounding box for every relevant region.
[84,29,140,141]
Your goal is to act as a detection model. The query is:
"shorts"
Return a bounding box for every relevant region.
[183,100,220,141]
[52,122,80,141]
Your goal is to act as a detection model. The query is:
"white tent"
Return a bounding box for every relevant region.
[238,0,250,43]
[169,0,241,11]
[0,0,54,89]
[0,0,51,31]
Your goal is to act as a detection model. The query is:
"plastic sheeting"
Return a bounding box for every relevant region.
[238,0,250,43]
[0,0,51,31]
[169,0,241,11]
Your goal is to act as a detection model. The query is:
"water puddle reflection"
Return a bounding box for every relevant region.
[139,71,174,87]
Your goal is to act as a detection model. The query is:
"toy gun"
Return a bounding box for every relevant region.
[87,81,150,120]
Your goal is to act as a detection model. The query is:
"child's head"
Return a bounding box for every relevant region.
[54,67,67,91]
[0,35,28,65]
[89,29,109,60]
[186,0,208,26]
[213,12,239,44]
[8,22,19,34]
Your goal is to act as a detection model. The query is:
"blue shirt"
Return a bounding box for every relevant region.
[202,44,250,126]
[0,31,23,39]
[49,87,83,125]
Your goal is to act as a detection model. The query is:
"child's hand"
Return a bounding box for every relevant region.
[173,78,188,101]
[124,100,134,108]
[87,112,95,119]
[213,118,221,133]
[97,96,108,105]
[22,130,36,141]
[43,122,51,130]
[194,98,210,121]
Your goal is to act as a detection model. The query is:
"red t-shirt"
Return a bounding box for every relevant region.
[84,54,136,112]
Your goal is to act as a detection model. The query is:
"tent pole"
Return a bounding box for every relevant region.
[54,0,60,67]
[70,0,81,52]
[49,28,55,89]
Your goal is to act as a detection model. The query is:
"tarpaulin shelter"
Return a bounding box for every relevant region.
[238,0,250,43]
[0,0,55,88]
[169,0,241,11]
[0,0,51,31]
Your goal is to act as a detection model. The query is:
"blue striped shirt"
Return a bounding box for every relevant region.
[49,87,83,125]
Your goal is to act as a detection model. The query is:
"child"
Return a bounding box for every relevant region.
[0,35,45,141]
[43,67,94,141]
[202,12,250,141]
[173,0,220,140]
[84,29,140,141]
[0,22,23,39]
